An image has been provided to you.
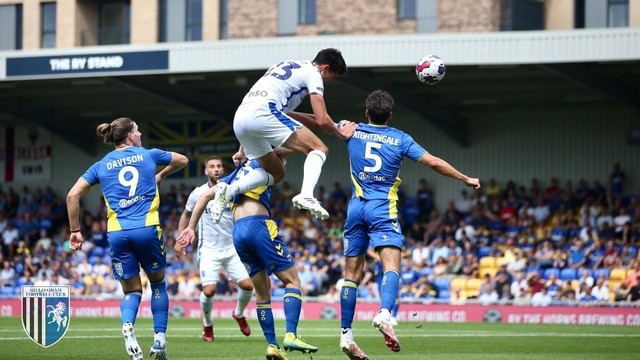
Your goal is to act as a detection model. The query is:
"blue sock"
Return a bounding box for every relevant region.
[340,279,359,329]
[256,302,278,347]
[380,271,400,311]
[391,298,400,318]
[150,279,169,333]
[120,291,142,325]
[283,288,302,335]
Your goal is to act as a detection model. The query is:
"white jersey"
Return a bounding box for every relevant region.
[240,60,324,113]
[185,183,234,252]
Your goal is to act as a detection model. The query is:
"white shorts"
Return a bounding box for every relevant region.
[233,102,302,160]
[198,247,250,286]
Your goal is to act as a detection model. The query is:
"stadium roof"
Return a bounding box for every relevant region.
[0,28,638,154]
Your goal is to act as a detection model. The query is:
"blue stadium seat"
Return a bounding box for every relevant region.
[91,247,106,257]
[419,267,432,277]
[630,247,638,257]
[593,268,610,280]
[437,290,451,299]
[478,246,492,258]
[1,286,15,295]
[88,256,100,266]
[560,268,577,281]
[271,288,286,299]
[434,277,452,291]
[543,268,560,280]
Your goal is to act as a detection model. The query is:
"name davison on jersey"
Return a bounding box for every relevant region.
[106,154,144,170]
[352,131,400,146]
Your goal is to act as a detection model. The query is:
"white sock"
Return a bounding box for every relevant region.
[340,327,353,342]
[200,291,214,326]
[154,332,166,347]
[235,288,253,317]
[377,308,391,321]
[300,150,326,197]
[227,167,274,197]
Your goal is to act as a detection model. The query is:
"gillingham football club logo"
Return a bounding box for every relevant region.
[21,285,70,347]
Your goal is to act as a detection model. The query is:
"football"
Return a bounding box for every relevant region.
[415,54,446,85]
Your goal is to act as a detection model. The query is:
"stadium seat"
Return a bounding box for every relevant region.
[543,268,560,280]
[88,256,100,266]
[479,267,497,279]
[629,247,638,257]
[593,268,610,280]
[609,268,627,282]
[1,286,14,295]
[570,280,580,291]
[271,288,286,299]
[465,278,483,297]
[438,290,451,299]
[91,247,106,257]
[479,256,496,269]
[434,277,452,291]
[450,277,467,292]
[478,246,492,258]
[419,267,432,277]
[559,268,577,281]
[609,281,622,292]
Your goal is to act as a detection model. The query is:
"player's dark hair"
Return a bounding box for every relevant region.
[205,155,222,163]
[366,90,394,124]
[313,48,347,76]
[96,117,134,145]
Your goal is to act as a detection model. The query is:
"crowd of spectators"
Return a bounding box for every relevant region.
[1,162,640,306]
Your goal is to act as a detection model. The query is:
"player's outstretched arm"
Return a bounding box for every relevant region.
[419,153,481,189]
[309,94,357,140]
[176,186,217,246]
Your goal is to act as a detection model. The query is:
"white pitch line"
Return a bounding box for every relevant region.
[0,332,639,341]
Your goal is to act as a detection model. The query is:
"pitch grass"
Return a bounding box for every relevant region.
[1,317,639,360]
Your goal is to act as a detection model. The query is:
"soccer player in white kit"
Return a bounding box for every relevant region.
[178,156,253,342]
[210,48,357,223]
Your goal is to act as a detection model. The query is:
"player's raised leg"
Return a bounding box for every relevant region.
[283,127,330,220]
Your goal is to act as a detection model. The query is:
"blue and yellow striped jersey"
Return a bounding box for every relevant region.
[346,123,427,200]
[81,146,172,232]
[226,160,272,214]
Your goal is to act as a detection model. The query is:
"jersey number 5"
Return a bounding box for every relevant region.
[364,142,382,172]
[118,166,139,197]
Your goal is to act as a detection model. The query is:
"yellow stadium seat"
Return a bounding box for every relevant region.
[466,278,483,297]
[610,268,627,283]
[571,280,580,290]
[479,256,496,269]
[479,267,498,279]
[609,281,622,292]
[450,277,467,291]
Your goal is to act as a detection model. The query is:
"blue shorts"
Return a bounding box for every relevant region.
[232,215,294,277]
[108,225,166,280]
[343,198,405,257]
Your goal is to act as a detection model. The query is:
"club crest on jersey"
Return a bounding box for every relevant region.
[21,285,70,348]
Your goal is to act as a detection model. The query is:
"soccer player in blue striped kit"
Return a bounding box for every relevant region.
[177,151,317,360]
[66,117,188,360]
[338,90,481,359]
